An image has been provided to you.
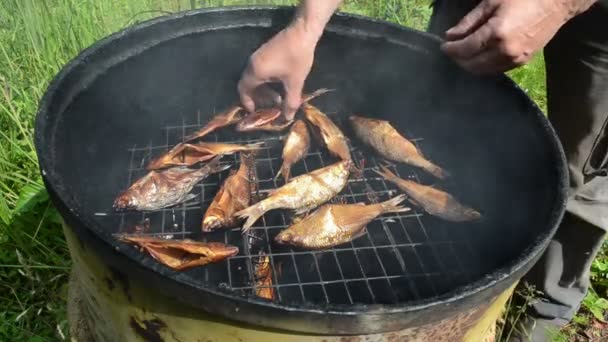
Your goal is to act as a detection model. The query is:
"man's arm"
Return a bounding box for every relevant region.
[440,0,597,75]
[237,0,343,120]
[292,0,344,40]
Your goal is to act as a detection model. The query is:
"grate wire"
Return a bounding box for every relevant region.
[114,114,480,306]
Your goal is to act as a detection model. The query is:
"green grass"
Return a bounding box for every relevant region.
[0,0,601,340]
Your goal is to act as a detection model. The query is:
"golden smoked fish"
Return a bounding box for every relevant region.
[254,253,276,301]
[115,235,239,270]
[147,141,263,170]
[274,195,410,249]
[275,120,310,182]
[202,153,254,232]
[349,115,448,179]
[183,105,245,142]
[236,88,332,132]
[374,166,481,222]
[303,103,351,161]
[235,160,352,233]
[113,156,229,211]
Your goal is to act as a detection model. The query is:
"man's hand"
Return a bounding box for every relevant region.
[237,23,316,121]
[237,0,344,120]
[440,0,597,75]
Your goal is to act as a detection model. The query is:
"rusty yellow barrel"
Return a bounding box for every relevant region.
[33,6,566,342]
[65,224,513,342]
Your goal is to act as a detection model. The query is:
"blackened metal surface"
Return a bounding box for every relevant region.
[117,129,480,306]
[35,6,568,334]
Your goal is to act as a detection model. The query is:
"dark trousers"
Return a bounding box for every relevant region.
[427,1,608,324]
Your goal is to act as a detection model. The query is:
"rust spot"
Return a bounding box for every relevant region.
[385,333,400,342]
[109,266,132,302]
[103,276,115,291]
[129,316,167,342]
[339,337,362,342]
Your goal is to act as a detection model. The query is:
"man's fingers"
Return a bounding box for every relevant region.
[441,22,495,60]
[239,93,256,113]
[445,1,496,40]
[255,85,282,108]
[454,48,515,75]
[237,72,264,113]
[281,79,305,121]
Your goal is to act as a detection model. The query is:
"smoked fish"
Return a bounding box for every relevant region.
[374,165,481,222]
[349,115,448,179]
[254,253,276,301]
[274,195,410,249]
[202,153,254,232]
[113,156,229,211]
[275,120,310,182]
[183,105,245,142]
[235,160,352,233]
[147,141,263,170]
[115,234,238,270]
[236,88,333,132]
[303,103,351,161]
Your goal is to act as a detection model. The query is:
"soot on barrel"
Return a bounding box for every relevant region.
[39,8,565,314]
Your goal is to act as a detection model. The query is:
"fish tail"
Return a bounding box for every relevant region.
[423,162,450,180]
[274,163,291,183]
[379,194,411,214]
[373,165,399,182]
[235,203,267,234]
[240,150,257,168]
[244,141,265,151]
[204,155,231,174]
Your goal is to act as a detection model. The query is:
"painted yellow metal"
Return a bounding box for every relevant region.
[464,282,517,342]
[64,224,514,342]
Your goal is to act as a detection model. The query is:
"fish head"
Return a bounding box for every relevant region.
[302,103,322,121]
[465,208,483,221]
[348,115,384,130]
[274,230,306,246]
[204,242,240,259]
[292,119,307,131]
[112,191,138,211]
[202,214,224,232]
[224,105,246,121]
[274,230,294,244]
[348,115,362,124]
[336,159,354,174]
[236,108,281,131]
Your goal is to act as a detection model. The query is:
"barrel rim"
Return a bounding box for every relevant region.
[34,5,569,334]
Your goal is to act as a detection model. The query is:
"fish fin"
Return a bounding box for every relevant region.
[205,155,231,174]
[379,194,411,214]
[406,196,422,209]
[183,127,212,143]
[245,141,265,150]
[183,193,198,203]
[302,88,335,103]
[240,150,257,169]
[425,163,450,180]
[273,163,291,183]
[294,206,313,216]
[373,165,399,181]
[352,227,368,241]
[235,203,266,234]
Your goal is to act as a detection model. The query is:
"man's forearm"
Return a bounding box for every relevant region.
[291,0,344,42]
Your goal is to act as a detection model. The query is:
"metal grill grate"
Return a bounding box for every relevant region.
[112,114,482,306]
